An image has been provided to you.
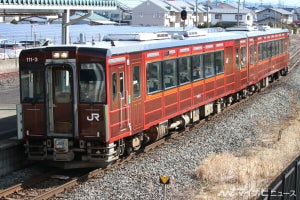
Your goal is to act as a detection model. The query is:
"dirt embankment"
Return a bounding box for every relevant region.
[194,97,300,199]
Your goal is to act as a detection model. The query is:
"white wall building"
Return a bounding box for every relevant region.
[210,9,254,26]
[132,0,206,27]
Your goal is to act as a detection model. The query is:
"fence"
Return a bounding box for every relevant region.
[258,154,300,200]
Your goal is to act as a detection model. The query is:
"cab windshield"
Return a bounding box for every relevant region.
[20,68,45,103]
[79,63,106,103]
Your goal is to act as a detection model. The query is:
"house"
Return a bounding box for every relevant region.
[132,0,179,27]
[256,8,293,26]
[96,0,142,25]
[131,0,205,27]
[210,8,254,26]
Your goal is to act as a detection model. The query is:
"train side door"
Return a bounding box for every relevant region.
[46,66,74,136]
[109,65,129,137]
[130,59,144,133]
[224,46,235,92]
[235,46,241,90]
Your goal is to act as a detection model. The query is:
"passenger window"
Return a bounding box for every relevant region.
[267,42,272,58]
[271,41,276,57]
[133,66,140,98]
[192,54,204,81]
[163,59,177,89]
[262,43,267,60]
[258,44,263,61]
[178,57,191,85]
[275,40,279,55]
[215,51,224,74]
[146,62,162,94]
[250,44,256,65]
[204,52,215,77]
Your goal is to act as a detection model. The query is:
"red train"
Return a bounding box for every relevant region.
[17,27,289,168]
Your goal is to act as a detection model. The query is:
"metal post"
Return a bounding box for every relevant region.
[206,1,209,28]
[282,173,285,200]
[295,160,298,200]
[163,184,167,200]
[62,9,70,44]
[195,0,198,27]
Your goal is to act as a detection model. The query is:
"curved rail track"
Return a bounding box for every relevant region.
[1,36,300,200]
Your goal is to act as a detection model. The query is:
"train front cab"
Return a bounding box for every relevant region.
[18,47,129,168]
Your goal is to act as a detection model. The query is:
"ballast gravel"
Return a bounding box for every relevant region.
[54,67,300,200]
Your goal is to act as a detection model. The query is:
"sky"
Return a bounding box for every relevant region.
[195,0,300,7]
[244,0,300,7]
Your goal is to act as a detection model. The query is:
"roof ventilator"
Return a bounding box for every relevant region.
[103,32,171,41]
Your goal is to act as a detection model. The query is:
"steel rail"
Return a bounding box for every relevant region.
[0,170,59,199]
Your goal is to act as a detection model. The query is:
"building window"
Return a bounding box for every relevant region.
[235,15,242,20]
[215,14,222,19]
[139,12,143,18]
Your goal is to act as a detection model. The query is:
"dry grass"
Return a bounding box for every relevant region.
[194,109,300,199]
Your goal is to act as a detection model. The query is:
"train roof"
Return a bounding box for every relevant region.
[26,28,289,57]
[102,28,288,56]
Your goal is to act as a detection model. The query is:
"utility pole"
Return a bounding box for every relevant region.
[196,0,198,27]
[237,0,240,27]
[206,0,209,28]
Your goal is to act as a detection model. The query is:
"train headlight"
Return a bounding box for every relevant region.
[52,51,69,59]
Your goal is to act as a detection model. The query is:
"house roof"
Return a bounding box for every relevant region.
[256,8,293,15]
[164,1,194,12]
[145,0,174,11]
[117,0,143,9]
[74,12,116,24]
[210,9,251,14]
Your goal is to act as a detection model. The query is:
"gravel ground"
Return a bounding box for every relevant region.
[48,67,300,200]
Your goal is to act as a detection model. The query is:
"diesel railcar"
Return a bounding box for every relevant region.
[17,27,289,168]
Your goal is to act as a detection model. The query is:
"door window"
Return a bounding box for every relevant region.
[120,72,124,98]
[133,66,141,98]
[54,70,71,103]
[112,73,117,101]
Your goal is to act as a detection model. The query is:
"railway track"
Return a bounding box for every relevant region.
[1,36,300,200]
[0,139,168,200]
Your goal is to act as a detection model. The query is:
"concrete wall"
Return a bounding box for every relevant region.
[0,140,29,176]
[0,59,19,74]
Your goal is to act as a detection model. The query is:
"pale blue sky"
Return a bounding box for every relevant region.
[245,0,300,7]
